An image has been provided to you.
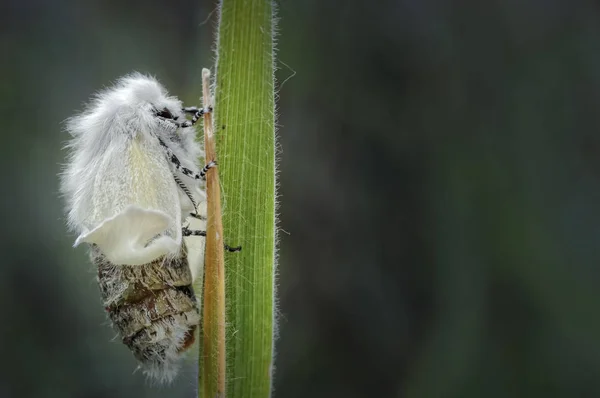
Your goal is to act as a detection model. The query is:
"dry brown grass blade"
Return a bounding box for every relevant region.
[200,67,226,398]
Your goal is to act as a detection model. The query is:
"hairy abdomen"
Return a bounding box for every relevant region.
[91,244,200,382]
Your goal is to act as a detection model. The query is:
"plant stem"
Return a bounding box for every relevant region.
[210,0,278,396]
[200,68,227,398]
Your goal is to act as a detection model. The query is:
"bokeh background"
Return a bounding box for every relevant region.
[3,0,600,397]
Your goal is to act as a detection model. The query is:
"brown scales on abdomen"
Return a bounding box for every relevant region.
[91,243,200,381]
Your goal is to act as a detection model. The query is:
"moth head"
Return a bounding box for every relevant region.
[116,73,185,125]
[154,107,179,121]
[147,95,187,133]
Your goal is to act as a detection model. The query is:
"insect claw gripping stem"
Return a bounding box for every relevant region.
[183,227,243,252]
[224,244,242,253]
[200,160,218,180]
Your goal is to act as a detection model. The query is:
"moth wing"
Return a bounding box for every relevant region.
[75,206,180,265]
[75,134,183,265]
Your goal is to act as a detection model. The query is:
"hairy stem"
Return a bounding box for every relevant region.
[200,68,227,397]
[207,0,278,397]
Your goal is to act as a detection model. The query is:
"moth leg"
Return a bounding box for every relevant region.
[189,213,206,220]
[224,244,242,252]
[182,227,206,237]
[198,161,218,180]
[157,138,217,180]
[182,106,213,115]
[174,175,198,211]
[183,227,242,252]
[180,106,213,127]
[155,106,211,128]
[182,106,201,114]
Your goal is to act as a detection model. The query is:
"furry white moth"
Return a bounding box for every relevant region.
[60,73,213,383]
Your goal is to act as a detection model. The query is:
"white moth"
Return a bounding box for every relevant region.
[60,73,212,383]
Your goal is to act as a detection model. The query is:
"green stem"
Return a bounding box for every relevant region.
[197,0,277,396]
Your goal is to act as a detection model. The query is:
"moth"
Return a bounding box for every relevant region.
[60,73,213,382]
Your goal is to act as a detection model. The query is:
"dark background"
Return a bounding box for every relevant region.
[2,0,600,397]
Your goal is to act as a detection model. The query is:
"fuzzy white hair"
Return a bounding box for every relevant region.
[60,74,207,383]
[60,73,205,266]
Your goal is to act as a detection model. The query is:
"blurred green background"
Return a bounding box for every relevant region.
[3,0,600,397]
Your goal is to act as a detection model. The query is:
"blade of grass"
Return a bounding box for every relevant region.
[197,0,278,397]
[200,68,227,397]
